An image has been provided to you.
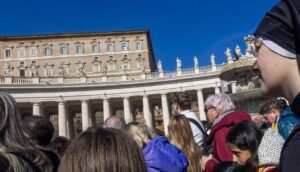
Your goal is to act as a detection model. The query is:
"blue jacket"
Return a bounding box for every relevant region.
[142,136,188,172]
[278,107,300,140]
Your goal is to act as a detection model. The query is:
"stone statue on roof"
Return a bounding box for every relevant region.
[225,48,233,62]
[234,45,242,60]
[210,54,216,65]
[176,57,182,70]
[157,60,163,72]
[194,56,199,68]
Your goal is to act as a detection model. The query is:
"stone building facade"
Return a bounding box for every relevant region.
[0,29,236,138]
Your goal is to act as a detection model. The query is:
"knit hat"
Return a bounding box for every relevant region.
[254,0,300,58]
[258,128,285,166]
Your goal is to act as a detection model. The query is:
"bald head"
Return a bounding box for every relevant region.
[103,115,126,130]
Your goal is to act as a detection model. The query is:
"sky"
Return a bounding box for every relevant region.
[0,0,279,70]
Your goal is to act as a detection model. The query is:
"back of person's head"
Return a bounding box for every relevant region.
[103,115,126,129]
[213,161,245,172]
[204,93,235,115]
[0,92,53,172]
[22,115,54,146]
[168,114,195,149]
[125,122,153,148]
[58,127,147,172]
[226,121,263,171]
[48,136,71,158]
[168,114,202,172]
[171,92,192,110]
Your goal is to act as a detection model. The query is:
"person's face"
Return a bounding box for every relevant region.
[263,109,279,124]
[227,143,252,165]
[205,106,218,124]
[252,40,294,97]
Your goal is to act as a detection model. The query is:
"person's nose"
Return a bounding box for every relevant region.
[232,155,238,163]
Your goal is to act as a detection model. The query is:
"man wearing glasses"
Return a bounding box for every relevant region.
[202,93,250,172]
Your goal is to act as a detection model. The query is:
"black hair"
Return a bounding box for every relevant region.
[213,161,245,172]
[22,115,54,146]
[226,121,263,172]
[48,136,71,158]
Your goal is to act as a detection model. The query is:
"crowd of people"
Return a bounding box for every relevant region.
[0,0,300,171]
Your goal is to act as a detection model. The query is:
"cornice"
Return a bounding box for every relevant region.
[0,29,149,41]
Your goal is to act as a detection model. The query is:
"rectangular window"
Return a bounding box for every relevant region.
[5,49,11,58]
[136,41,143,50]
[31,47,37,57]
[19,69,25,77]
[60,46,68,55]
[92,44,99,53]
[121,42,128,51]
[107,43,114,52]
[76,45,83,54]
[18,47,25,58]
[44,47,51,56]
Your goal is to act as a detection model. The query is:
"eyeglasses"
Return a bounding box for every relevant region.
[253,38,262,57]
[204,106,215,113]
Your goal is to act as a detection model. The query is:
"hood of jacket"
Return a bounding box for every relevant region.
[142,136,188,172]
[207,111,251,144]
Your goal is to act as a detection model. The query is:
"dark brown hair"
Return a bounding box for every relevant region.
[58,127,147,172]
[171,92,192,110]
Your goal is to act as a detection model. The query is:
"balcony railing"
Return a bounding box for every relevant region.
[0,64,225,85]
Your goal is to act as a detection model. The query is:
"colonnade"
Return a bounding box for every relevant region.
[30,87,221,138]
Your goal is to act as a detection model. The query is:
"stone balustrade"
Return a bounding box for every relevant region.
[0,64,225,85]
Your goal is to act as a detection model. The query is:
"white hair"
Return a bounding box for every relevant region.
[204,93,235,115]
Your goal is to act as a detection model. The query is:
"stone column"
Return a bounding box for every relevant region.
[32,102,43,116]
[103,98,111,121]
[58,101,68,137]
[197,89,207,121]
[143,95,153,128]
[81,100,90,131]
[161,93,170,134]
[231,81,237,94]
[123,97,132,123]
[67,113,75,139]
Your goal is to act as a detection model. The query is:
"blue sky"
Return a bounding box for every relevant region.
[0,0,279,70]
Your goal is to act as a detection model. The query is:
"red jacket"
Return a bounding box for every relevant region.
[205,111,251,172]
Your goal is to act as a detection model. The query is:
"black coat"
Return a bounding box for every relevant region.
[280,92,300,172]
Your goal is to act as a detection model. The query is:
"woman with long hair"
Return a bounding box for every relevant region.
[0,92,53,171]
[58,127,147,172]
[168,114,202,172]
[226,121,284,172]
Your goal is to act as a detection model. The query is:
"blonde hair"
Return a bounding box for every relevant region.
[168,115,202,172]
[125,122,153,148]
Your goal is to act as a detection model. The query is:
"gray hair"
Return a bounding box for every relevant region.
[103,115,126,130]
[204,93,235,115]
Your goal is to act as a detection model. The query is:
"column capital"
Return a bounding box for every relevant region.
[196,88,204,92]
[80,99,90,102]
[160,92,169,96]
[31,101,43,105]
